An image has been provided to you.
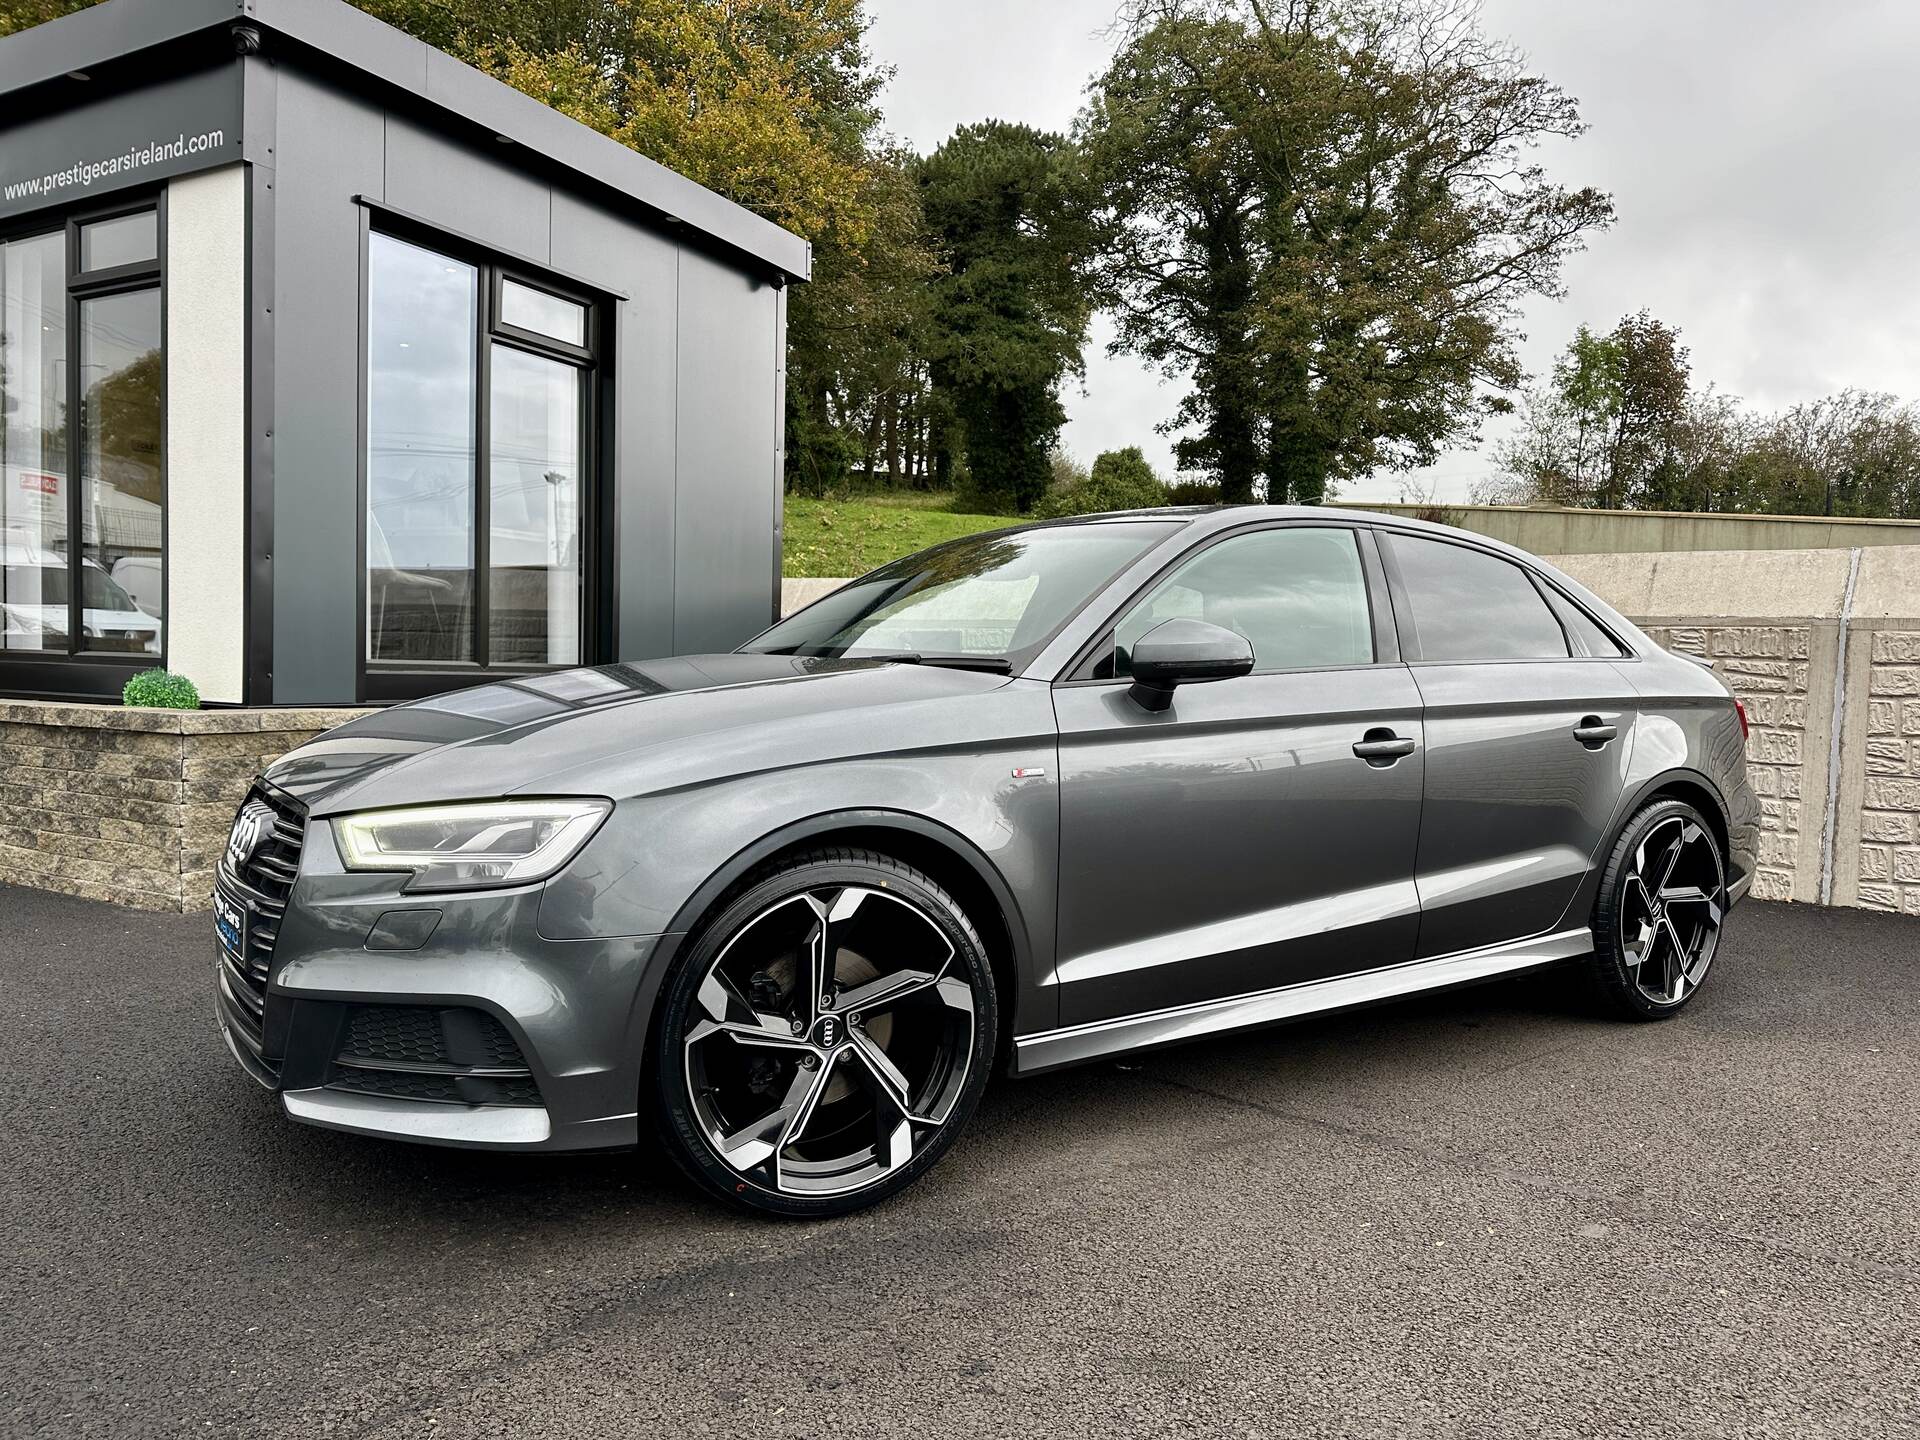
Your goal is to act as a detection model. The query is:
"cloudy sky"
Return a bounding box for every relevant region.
[865,0,1920,500]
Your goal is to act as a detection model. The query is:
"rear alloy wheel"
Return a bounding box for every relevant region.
[1585,798,1727,1019]
[654,850,997,1217]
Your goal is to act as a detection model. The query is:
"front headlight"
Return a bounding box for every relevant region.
[334,799,611,892]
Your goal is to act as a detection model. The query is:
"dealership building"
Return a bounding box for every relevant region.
[0,0,805,706]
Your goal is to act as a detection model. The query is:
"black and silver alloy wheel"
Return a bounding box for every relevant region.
[1586,798,1727,1020]
[655,849,997,1217]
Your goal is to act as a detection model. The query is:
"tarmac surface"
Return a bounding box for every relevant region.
[3,885,1916,1438]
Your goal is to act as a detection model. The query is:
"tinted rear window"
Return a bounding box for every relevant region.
[1387,535,1568,662]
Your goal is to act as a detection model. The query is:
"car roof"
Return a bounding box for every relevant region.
[1024,503,1546,562]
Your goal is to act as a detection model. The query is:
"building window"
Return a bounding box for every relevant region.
[366,231,595,679]
[0,205,164,669]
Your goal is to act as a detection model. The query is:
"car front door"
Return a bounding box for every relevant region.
[1050,523,1426,1027]
[1378,531,1642,959]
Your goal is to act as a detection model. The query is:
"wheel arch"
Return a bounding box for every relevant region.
[1628,768,1732,863]
[652,809,1033,1046]
[1561,767,1735,933]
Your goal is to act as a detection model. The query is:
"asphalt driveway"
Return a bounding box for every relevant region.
[2,885,1916,1439]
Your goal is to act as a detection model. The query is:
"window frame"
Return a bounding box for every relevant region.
[1534,574,1635,659]
[357,213,609,705]
[1375,528,1630,665]
[0,189,166,701]
[1059,519,1401,685]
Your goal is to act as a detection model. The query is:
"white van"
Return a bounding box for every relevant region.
[1,539,162,654]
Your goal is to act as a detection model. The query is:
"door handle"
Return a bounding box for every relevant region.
[1353,729,1417,765]
[1573,716,1618,747]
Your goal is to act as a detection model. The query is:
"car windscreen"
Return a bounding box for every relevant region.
[747,521,1181,670]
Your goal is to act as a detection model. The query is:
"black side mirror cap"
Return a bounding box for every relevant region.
[1126,618,1254,712]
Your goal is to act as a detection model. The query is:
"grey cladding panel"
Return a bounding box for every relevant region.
[383,116,551,264]
[673,250,781,655]
[269,69,384,704]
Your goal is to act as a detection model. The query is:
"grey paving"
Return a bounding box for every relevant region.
[2,885,1916,1439]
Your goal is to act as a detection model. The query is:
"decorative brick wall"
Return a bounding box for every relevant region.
[0,702,370,913]
[1858,631,1920,915]
[1638,624,1816,903]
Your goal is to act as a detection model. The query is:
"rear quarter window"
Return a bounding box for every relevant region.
[1541,584,1630,657]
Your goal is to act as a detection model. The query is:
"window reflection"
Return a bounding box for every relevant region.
[1114,528,1373,675]
[489,344,581,665]
[0,232,67,652]
[367,233,477,663]
[501,280,586,347]
[79,211,158,273]
[78,288,164,655]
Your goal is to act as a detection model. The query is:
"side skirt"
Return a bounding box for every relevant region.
[1011,927,1592,1076]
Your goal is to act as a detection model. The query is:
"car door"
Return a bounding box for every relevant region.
[1050,523,1426,1027]
[1377,531,1641,958]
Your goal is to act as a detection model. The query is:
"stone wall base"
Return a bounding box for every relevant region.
[0,702,372,913]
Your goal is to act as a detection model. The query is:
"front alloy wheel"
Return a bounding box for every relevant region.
[655,850,997,1217]
[1586,798,1727,1019]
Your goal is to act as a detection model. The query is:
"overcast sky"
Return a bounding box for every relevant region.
[865,0,1920,501]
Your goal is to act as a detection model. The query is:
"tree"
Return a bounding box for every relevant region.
[1725,391,1920,519]
[1492,310,1920,521]
[1080,16,1266,502]
[1495,310,1691,508]
[1033,445,1169,519]
[0,0,74,37]
[1083,0,1613,502]
[918,122,1094,514]
[462,1,936,497]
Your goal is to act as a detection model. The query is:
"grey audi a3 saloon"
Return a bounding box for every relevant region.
[215,507,1759,1217]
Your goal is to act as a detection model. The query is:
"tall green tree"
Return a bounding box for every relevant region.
[1082,0,1614,503]
[448,0,936,495]
[1494,311,1692,508]
[918,122,1094,513]
[1081,16,1267,501]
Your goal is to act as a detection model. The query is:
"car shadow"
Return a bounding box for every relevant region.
[242,963,1601,1226]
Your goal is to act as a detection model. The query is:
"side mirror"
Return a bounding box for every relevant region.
[1126,618,1254,712]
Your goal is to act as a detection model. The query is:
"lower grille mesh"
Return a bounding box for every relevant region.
[329,1005,541,1108]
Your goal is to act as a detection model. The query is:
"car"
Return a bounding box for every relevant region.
[109,553,164,620]
[1,543,162,655]
[215,506,1759,1218]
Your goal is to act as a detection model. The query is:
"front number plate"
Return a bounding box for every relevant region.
[215,893,247,954]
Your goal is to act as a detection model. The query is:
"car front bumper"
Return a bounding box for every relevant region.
[214,794,664,1153]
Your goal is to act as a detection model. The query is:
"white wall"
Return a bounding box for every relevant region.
[164,164,247,704]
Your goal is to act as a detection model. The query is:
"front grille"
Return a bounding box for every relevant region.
[216,784,307,1046]
[329,1005,542,1108]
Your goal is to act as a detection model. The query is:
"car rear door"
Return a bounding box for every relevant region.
[1049,522,1426,1027]
[1377,531,1641,958]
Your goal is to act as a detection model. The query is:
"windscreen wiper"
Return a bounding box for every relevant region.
[857,652,1014,674]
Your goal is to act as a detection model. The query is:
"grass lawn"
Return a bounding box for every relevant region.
[783,494,1016,577]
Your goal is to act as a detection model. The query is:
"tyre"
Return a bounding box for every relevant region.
[1582,798,1728,1021]
[652,848,998,1218]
